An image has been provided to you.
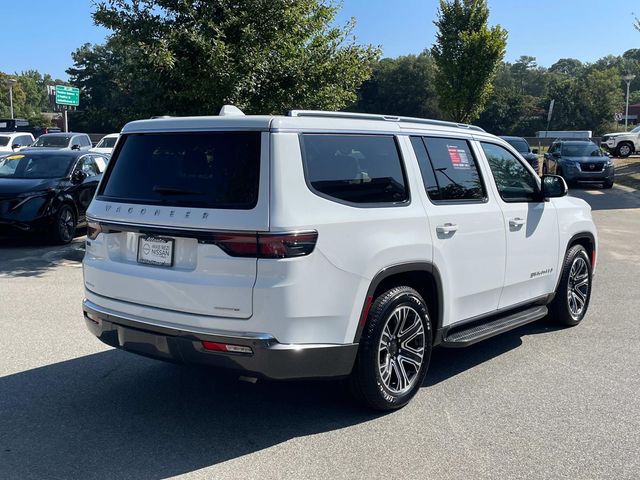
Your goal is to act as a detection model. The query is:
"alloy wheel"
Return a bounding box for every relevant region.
[619,144,631,157]
[567,256,589,318]
[378,305,425,395]
[58,208,75,243]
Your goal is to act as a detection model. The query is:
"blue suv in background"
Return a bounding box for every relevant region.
[543,140,614,189]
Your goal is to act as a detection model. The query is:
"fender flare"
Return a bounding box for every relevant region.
[353,262,444,344]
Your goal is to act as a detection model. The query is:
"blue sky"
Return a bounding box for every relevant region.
[1,0,638,79]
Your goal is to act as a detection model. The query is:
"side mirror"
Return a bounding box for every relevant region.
[531,148,539,154]
[542,174,567,198]
[71,144,81,150]
[12,144,21,150]
[71,170,87,184]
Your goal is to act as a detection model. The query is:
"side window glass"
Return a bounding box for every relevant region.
[481,143,540,202]
[83,136,92,147]
[301,134,408,205]
[422,137,485,201]
[78,157,99,176]
[410,136,441,200]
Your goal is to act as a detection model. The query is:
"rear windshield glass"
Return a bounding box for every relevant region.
[98,132,261,209]
[561,144,603,157]
[505,139,529,154]
[33,136,71,147]
[98,137,117,148]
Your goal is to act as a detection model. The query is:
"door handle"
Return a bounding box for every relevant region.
[436,223,458,234]
[509,217,526,228]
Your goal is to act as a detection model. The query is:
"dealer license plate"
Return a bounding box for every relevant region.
[137,235,174,267]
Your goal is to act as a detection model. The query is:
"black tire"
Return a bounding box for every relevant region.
[555,167,570,187]
[50,204,76,245]
[350,286,432,411]
[549,245,592,326]
[615,142,633,158]
[603,180,614,189]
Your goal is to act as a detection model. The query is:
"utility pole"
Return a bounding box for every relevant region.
[5,78,17,119]
[623,74,636,131]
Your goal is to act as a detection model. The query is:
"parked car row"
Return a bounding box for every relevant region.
[0,131,119,243]
[0,150,109,243]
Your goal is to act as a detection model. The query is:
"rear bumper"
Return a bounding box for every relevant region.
[82,299,358,380]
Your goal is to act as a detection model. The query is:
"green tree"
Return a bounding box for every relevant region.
[431,0,507,123]
[353,51,441,118]
[549,58,584,77]
[0,70,59,126]
[68,0,380,131]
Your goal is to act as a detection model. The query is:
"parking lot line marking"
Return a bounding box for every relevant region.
[614,184,636,193]
[584,190,604,195]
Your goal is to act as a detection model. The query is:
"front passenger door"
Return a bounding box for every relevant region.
[71,155,101,222]
[479,142,559,308]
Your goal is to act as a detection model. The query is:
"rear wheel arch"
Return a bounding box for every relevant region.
[354,263,443,344]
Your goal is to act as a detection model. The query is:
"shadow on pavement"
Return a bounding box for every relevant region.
[0,320,564,480]
[569,185,640,211]
[426,320,564,386]
[0,350,377,480]
[0,233,85,277]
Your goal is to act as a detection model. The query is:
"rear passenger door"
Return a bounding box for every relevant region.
[410,136,506,325]
[478,142,559,308]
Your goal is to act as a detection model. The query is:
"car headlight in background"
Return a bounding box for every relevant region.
[11,190,51,211]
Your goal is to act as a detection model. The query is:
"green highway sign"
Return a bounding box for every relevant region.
[55,85,80,106]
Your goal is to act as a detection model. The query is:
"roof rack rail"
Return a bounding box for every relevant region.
[288,110,485,132]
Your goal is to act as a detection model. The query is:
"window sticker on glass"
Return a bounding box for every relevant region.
[448,145,470,169]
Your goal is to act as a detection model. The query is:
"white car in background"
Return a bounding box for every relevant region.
[0,132,35,153]
[90,133,119,156]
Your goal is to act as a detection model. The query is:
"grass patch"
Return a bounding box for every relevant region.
[614,157,640,190]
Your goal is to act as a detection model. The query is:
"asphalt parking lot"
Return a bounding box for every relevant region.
[1,186,639,480]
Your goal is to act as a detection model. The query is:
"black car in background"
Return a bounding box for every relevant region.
[543,140,614,188]
[500,136,540,172]
[0,150,107,243]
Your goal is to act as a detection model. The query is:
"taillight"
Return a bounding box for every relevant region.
[210,233,258,257]
[212,231,318,258]
[87,221,102,240]
[258,231,318,258]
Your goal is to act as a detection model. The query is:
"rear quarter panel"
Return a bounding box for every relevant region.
[262,132,432,344]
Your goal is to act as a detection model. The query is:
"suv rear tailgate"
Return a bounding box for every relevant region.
[84,131,269,320]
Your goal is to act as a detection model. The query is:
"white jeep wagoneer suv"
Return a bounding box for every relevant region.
[82,107,597,410]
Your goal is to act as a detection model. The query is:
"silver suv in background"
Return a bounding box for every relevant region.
[25,133,93,151]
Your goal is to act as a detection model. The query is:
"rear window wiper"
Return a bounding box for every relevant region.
[152,185,204,196]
